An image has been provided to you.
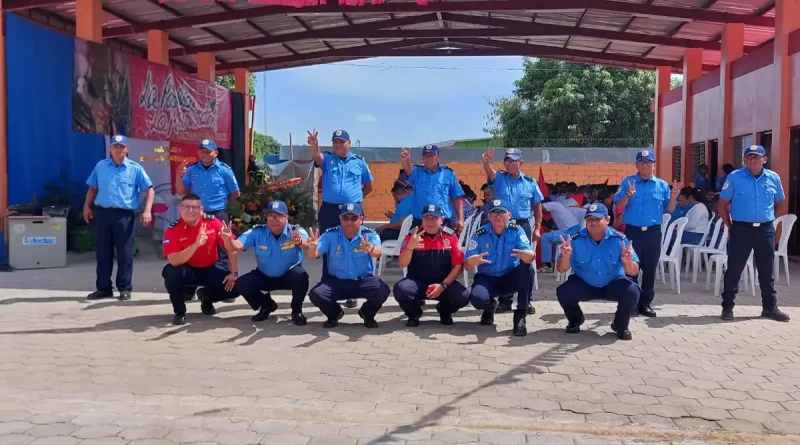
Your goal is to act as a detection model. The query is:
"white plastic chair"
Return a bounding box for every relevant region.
[656,214,673,281]
[460,214,480,286]
[683,218,720,283]
[707,252,756,297]
[697,223,730,280]
[773,214,797,285]
[659,217,688,293]
[376,215,413,277]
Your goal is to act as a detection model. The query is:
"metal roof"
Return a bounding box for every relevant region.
[5,0,777,74]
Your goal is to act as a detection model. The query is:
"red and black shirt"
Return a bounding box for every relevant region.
[400,227,463,284]
[162,215,233,268]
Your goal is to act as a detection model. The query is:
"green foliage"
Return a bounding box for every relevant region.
[486,58,656,148]
[39,171,90,233]
[216,72,256,96]
[252,132,281,159]
[227,183,316,236]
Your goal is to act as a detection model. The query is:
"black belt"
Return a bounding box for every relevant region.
[626,224,661,232]
[733,221,772,227]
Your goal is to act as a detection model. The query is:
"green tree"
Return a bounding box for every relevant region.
[252,132,281,159]
[216,72,256,96]
[486,58,656,148]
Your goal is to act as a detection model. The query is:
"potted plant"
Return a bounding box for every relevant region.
[227,178,315,236]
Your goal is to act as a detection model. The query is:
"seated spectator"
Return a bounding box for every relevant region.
[377,181,413,242]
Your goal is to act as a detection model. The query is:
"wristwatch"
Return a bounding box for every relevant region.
[231,271,239,277]
[441,282,449,289]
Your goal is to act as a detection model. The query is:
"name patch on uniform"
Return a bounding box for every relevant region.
[334,245,342,255]
[258,245,268,250]
[281,241,295,250]
[162,239,170,245]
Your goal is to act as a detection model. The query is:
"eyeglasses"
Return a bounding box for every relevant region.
[489,211,507,218]
[340,215,359,222]
[180,205,202,211]
[265,214,286,221]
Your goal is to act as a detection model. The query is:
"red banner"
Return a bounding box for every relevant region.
[129,57,232,147]
[168,143,200,195]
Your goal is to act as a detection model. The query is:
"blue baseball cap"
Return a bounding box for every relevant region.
[487,199,509,213]
[636,149,656,163]
[744,145,767,157]
[422,144,439,155]
[339,202,363,216]
[199,139,217,151]
[110,135,128,146]
[265,200,288,215]
[421,203,444,218]
[504,148,522,161]
[332,130,350,142]
[585,202,609,219]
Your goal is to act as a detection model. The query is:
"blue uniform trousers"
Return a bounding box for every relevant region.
[309,275,390,319]
[624,226,661,309]
[94,207,136,293]
[393,277,470,319]
[722,222,777,311]
[470,262,534,312]
[556,275,640,332]
[236,266,309,313]
[162,263,236,316]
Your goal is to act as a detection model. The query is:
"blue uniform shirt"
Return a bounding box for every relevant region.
[86,158,153,210]
[318,226,381,280]
[407,165,465,219]
[317,151,373,204]
[465,221,531,277]
[237,224,309,277]
[569,227,640,288]
[390,195,413,224]
[489,171,544,219]
[614,174,671,227]
[716,175,727,192]
[720,167,785,223]
[182,159,239,211]
[670,200,690,220]
[694,172,710,190]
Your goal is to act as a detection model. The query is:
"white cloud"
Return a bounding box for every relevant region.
[355,113,377,123]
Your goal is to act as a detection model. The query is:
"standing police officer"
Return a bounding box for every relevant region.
[229,200,311,325]
[613,149,679,317]
[306,203,390,328]
[555,203,641,340]
[717,145,790,322]
[393,203,471,327]
[84,135,154,301]
[175,139,240,222]
[400,145,465,232]
[465,199,536,337]
[161,194,239,325]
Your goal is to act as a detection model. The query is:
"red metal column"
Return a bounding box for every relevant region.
[654,66,672,180]
[234,68,250,184]
[719,23,744,167]
[197,52,216,82]
[681,48,703,184]
[75,0,101,43]
[147,30,169,65]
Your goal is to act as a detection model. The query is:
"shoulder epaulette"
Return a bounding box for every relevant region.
[475,228,488,236]
[324,226,339,233]
[442,165,454,171]
[218,161,233,169]
[188,161,200,168]
[203,213,215,220]
[167,221,179,229]
[442,227,455,235]
[611,229,626,239]
[361,227,376,233]
[251,224,267,229]
[571,232,581,240]
[508,222,521,230]
[354,154,365,160]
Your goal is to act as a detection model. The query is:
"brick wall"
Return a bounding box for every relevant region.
[358,162,635,221]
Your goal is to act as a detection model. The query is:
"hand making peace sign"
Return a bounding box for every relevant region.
[400,148,410,162]
[405,228,424,250]
[360,234,374,255]
[306,227,320,250]
[482,147,494,165]
[558,235,573,257]
[289,225,304,246]
[195,223,208,247]
[620,240,635,264]
[307,130,319,148]
[670,181,684,198]
[219,221,232,241]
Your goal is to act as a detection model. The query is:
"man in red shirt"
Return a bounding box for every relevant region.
[393,203,470,326]
[162,193,239,325]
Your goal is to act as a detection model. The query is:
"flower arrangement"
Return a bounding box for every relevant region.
[227,178,316,236]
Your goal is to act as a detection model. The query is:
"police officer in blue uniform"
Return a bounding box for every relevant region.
[308,129,374,308]
[306,203,390,328]
[614,149,679,317]
[717,145,790,322]
[481,147,543,314]
[84,135,154,301]
[400,145,465,232]
[175,139,240,222]
[465,199,536,336]
[555,203,641,340]
[229,200,311,325]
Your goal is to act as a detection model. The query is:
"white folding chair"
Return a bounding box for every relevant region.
[376,215,413,277]
[659,217,688,293]
[460,214,480,286]
[707,252,756,297]
[656,213,672,281]
[773,214,797,285]
[683,217,719,283]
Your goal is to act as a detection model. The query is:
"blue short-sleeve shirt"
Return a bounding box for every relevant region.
[86,158,153,210]
[720,168,785,223]
[237,224,309,277]
[181,159,239,211]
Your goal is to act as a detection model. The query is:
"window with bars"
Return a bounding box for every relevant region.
[672,146,682,182]
[691,142,707,174]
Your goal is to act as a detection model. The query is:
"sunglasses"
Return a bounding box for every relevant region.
[340,214,360,222]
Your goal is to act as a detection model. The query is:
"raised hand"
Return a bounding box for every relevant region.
[307,130,319,148]
[465,252,492,269]
[306,227,320,250]
[620,240,634,264]
[360,234,374,254]
[405,228,424,250]
[559,235,573,257]
[400,148,410,162]
[178,161,188,178]
[195,223,208,247]
[627,180,636,197]
[482,147,494,165]
[290,225,303,246]
[671,181,683,198]
[511,248,536,264]
[219,221,232,241]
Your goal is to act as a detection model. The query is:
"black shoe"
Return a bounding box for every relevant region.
[436,303,454,325]
[172,315,186,325]
[480,309,494,326]
[323,310,345,328]
[526,304,536,315]
[495,300,512,314]
[358,309,379,328]
[292,312,307,326]
[638,306,657,318]
[721,308,734,321]
[406,317,420,327]
[420,299,427,307]
[610,322,632,340]
[87,290,113,300]
[197,288,216,316]
[762,309,791,322]
[513,311,527,337]
[251,303,277,322]
[118,290,131,301]
[566,315,585,334]
[344,299,358,308]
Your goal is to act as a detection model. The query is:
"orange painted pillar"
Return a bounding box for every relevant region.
[234,68,251,183]
[0,2,7,238]
[75,0,102,43]
[771,0,800,215]
[196,53,216,82]
[681,48,703,184]
[147,30,169,66]
[654,66,672,180]
[719,24,744,168]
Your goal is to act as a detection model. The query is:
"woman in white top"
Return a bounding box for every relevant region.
[679,188,710,245]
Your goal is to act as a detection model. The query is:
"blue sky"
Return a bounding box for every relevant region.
[253,56,526,147]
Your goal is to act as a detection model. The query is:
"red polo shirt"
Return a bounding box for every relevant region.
[400,228,463,283]
[162,215,233,268]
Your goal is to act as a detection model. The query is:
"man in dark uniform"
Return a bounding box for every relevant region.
[465,199,537,336]
[308,129,374,308]
[400,145,465,232]
[613,149,679,318]
[161,194,239,325]
[229,200,311,325]
[306,203,390,328]
[84,135,154,301]
[556,203,641,340]
[393,203,471,326]
[717,145,790,322]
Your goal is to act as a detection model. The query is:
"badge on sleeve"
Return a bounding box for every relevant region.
[520,233,529,244]
[722,181,730,190]
[467,239,478,251]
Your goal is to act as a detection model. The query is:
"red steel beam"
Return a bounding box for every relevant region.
[102,0,775,38]
[2,0,63,11]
